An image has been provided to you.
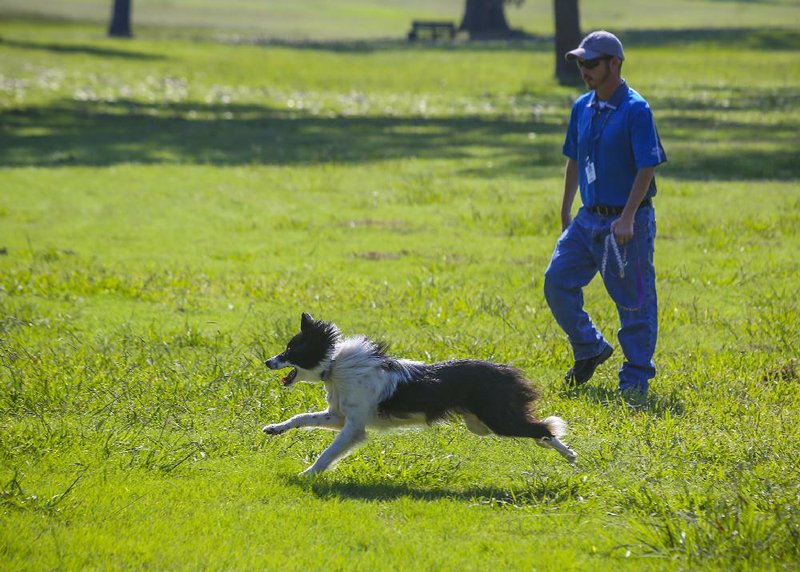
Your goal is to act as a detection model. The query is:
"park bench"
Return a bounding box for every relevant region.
[407,20,457,42]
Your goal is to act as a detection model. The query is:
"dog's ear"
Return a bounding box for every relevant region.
[300,312,315,331]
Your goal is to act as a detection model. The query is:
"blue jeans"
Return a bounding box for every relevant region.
[544,206,657,392]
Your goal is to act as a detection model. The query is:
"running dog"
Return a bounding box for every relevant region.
[263,313,577,475]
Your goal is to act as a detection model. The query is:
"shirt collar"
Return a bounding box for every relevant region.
[586,79,628,111]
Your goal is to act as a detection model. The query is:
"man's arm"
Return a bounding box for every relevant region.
[561,158,580,232]
[610,166,655,245]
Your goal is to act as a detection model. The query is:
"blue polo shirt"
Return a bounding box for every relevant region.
[563,80,666,208]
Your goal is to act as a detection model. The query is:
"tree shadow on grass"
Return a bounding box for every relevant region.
[0,38,166,60]
[0,99,564,174]
[619,27,800,52]
[662,148,799,181]
[649,98,800,180]
[2,97,797,180]
[219,27,800,53]
[228,35,552,54]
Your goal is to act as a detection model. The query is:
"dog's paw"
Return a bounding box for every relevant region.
[539,436,577,464]
[262,423,287,435]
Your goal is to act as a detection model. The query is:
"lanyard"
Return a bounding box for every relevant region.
[588,104,613,160]
[583,103,613,203]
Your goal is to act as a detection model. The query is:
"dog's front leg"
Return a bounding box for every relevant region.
[262,411,344,435]
[300,419,366,476]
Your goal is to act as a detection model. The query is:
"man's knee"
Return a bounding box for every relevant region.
[543,268,566,304]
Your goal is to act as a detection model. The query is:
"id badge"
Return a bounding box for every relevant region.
[585,161,597,184]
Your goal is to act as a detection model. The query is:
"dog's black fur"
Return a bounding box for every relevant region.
[263,313,576,475]
[378,359,551,439]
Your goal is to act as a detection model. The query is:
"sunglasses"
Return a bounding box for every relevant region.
[577,56,612,69]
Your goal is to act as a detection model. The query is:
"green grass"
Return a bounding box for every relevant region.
[2,6,800,570]
[3,0,800,38]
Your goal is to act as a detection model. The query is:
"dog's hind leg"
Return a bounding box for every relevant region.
[461,412,491,436]
[476,409,578,464]
[532,416,576,463]
[538,436,577,464]
[476,410,553,440]
[300,418,366,476]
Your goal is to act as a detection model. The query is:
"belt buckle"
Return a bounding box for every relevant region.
[596,205,611,216]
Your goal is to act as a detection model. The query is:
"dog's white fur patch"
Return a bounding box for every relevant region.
[264,326,577,474]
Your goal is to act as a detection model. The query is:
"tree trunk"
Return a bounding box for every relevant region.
[554,0,582,85]
[459,0,511,39]
[108,0,132,38]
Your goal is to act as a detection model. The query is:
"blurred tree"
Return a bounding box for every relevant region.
[108,0,132,38]
[554,0,582,85]
[459,1,582,84]
[459,0,522,39]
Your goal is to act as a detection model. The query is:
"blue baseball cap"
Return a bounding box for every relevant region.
[565,30,625,62]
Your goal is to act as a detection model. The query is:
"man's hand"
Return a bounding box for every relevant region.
[610,215,635,245]
[611,166,655,245]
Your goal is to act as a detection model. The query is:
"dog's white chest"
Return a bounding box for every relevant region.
[324,381,343,413]
[324,374,384,419]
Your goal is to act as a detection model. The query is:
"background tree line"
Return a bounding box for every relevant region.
[109,0,582,84]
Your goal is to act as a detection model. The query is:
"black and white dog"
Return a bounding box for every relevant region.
[263,313,576,476]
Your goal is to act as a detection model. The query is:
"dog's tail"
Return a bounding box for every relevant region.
[541,416,568,438]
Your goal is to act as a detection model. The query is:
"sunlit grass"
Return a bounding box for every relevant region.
[1,14,800,571]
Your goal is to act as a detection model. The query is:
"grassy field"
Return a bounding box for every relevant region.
[3,0,800,38]
[2,3,800,570]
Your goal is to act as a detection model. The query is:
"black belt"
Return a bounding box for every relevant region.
[589,199,652,217]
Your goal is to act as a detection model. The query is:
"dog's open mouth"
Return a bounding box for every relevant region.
[281,368,298,386]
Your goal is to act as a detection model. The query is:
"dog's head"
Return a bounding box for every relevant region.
[265,313,341,386]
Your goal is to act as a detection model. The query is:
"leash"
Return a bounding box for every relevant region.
[602,232,646,310]
[601,232,626,279]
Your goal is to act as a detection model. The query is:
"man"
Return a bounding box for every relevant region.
[544,31,666,395]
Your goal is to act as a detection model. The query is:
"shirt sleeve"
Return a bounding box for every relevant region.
[562,103,579,161]
[630,103,667,169]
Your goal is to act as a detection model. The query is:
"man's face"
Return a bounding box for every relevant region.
[577,56,614,91]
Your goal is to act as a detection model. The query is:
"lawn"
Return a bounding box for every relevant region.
[1,3,800,570]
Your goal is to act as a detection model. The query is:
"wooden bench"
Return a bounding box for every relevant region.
[407,21,457,42]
